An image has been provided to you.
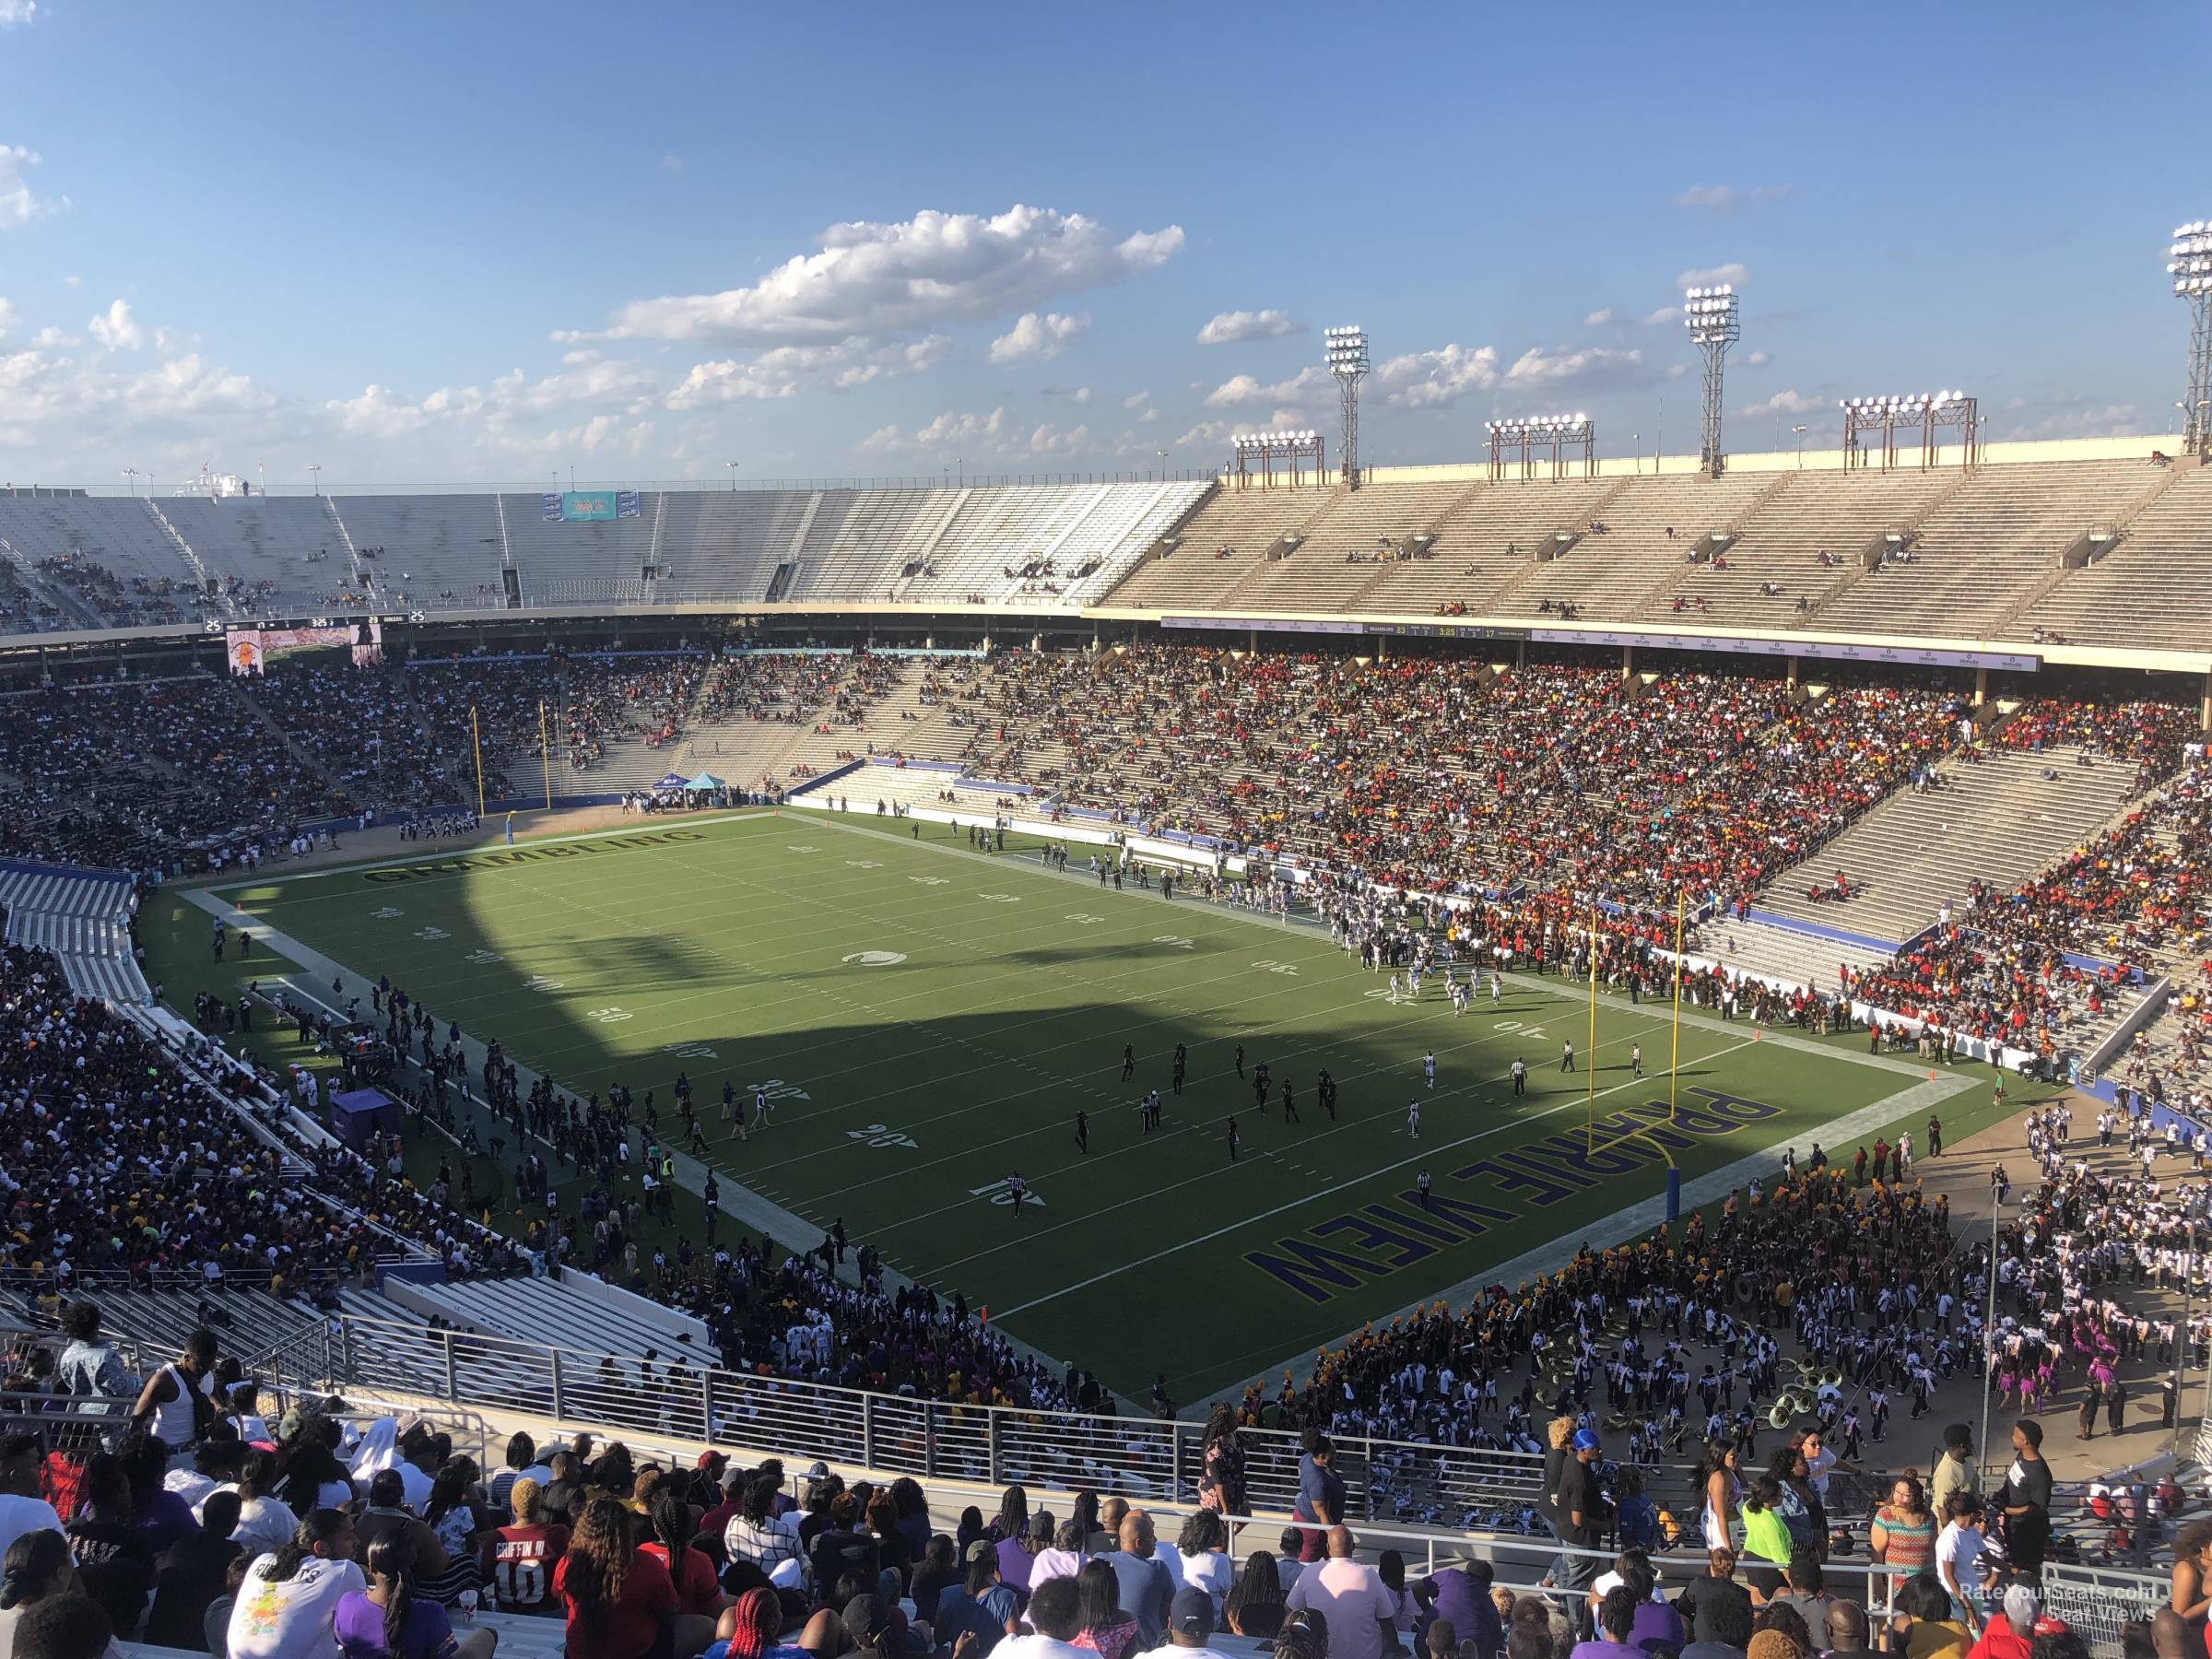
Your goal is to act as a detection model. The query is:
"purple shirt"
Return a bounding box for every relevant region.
[333,1592,458,1659]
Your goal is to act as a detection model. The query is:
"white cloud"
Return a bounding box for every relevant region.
[1737,389,1824,417]
[1174,413,1306,448]
[1503,345,1659,394]
[598,205,1182,346]
[1124,391,1149,410]
[0,2,36,27]
[0,146,65,229]
[1139,406,1160,424]
[0,298,15,338]
[29,325,74,347]
[1677,263,1750,290]
[862,406,1011,454]
[1744,350,1772,368]
[1203,365,1328,407]
[61,273,79,288]
[1196,308,1303,346]
[88,299,144,351]
[660,153,684,172]
[1642,306,1680,326]
[328,354,660,449]
[1072,386,1091,406]
[1672,183,1795,215]
[988,310,1088,363]
[1025,421,1089,455]
[664,334,948,408]
[1375,342,1500,409]
[1583,308,1618,327]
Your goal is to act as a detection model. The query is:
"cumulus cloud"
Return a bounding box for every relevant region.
[862,406,1006,453]
[988,310,1088,363]
[596,205,1182,346]
[0,3,36,27]
[1737,389,1825,417]
[328,353,659,445]
[1677,263,1750,290]
[1203,365,1328,407]
[0,337,274,453]
[0,146,65,229]
[1375,342,1500,409]
[88,299,144,351]
[1672,183,1795,215]
[1124,391,1149,410]
[1642,306,1680,326]
[1583,308,1617,327]
[1744,350,1771,368]
[0,298,16,338]
[1502,345,1659,394]
[665,334,948,408]
[1173,413,1308,448]
[1196,309,1303,346]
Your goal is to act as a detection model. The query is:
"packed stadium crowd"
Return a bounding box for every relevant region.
[0,939,527,1296]
[961,649,1972,912]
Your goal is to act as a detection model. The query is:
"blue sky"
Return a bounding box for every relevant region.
[0,0,2205,492]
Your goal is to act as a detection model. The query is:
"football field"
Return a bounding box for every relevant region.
[185,809,2021,1404]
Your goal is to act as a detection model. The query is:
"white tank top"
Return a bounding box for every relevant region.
[148,1363,198,1449]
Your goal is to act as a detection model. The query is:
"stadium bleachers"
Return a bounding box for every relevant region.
[1815,458,2176,636]
[1755,743,2149,945]
[2016,461,2212,646]
[330,492,508,610]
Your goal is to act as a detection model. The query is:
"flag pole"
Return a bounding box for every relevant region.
[1670,890,1686,1126]
[470,705,487,820]
[539,700,553,811]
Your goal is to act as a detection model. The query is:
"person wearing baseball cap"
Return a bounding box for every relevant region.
[1163,1587,1239,1659]
[1553,1430,1606,1609]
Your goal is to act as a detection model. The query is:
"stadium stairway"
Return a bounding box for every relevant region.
[1756,745,2147,945]
[1692,915,1892,996]
[0,864,149,1004]
[0,1279,325,1362]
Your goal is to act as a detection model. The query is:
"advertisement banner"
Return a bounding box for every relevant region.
[561,490,618,522]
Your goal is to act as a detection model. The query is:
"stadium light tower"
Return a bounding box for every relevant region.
[1683,285,1740,477]
[2169,220,2212,456]
[1324,325,1371,489]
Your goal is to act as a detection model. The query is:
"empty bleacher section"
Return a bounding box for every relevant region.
[1815,458,2176,636]
[501,492,660,607]
[330,492,508,610]
[148,496,339,612]
[1511,470,1781,620]
[1647,465,1963,625]
[2015,461,2212,647]
[1102,481,1335,609]
[0,862,147,1002]
[655,488,813,601]
[1755,744,2146,945]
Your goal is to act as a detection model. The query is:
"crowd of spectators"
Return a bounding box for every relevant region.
[0,938,527,1298]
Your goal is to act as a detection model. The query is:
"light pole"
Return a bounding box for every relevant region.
[2168,220,2212,456]
[725,460,740,491]
[1324,325,1371,488]
[1792,425,1808,467]
[955,456,964,488]
[1157,449,1170,482]
[1684,285,1741,477]
[309,464,322,498]
[257,463,265,499]
[123,467,140,498]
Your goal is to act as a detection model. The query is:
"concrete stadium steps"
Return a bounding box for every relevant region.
[0,865,149,1003]
[1816,459,2175,636]
[1641,466,1962,626]
[1216,479,1476,613]
[806,488,954,602]
[655,491,813,603]
[1756,746,2144,944]
[382,1274,720,1368]
[1509,471,1782,620]
[501,495,658,605]
[1689,915,1890,996]
[2016,463,2212,647]
[1364,476,1625,614]
[331,495,508,610]
[151,497,337,594]
[1102,483,1336,609]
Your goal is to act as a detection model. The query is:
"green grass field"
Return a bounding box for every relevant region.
[153,809,2039,1405]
